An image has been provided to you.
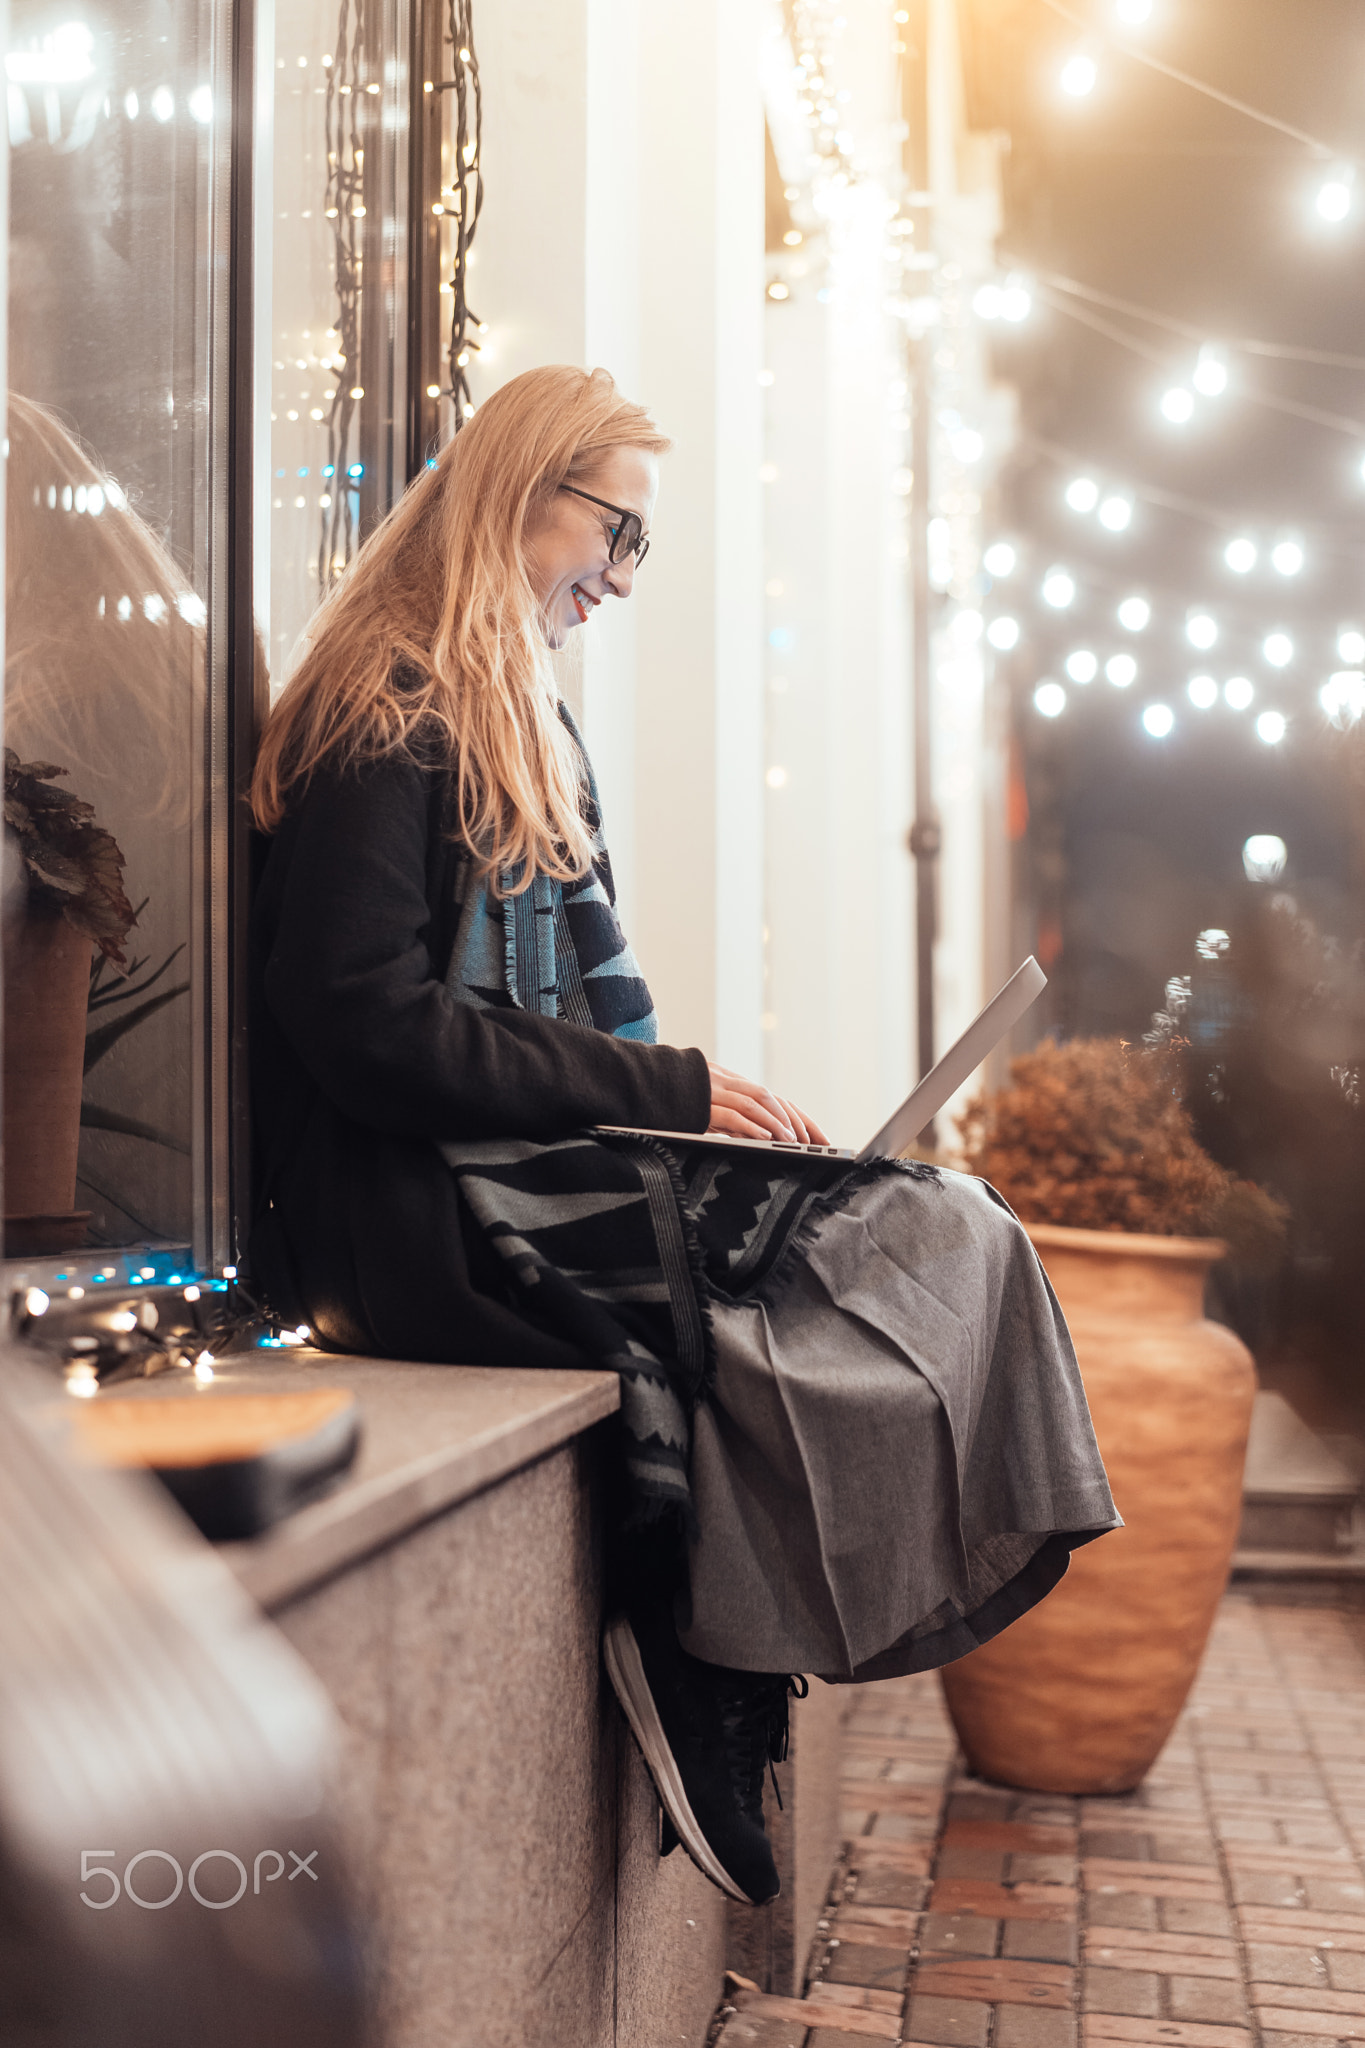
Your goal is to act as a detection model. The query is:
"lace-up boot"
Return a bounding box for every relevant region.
[603,1603,808,1906]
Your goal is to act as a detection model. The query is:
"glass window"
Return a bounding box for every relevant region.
[4,0,223,1267]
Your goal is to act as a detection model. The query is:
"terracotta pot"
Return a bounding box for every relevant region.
[3,912,93,1223]
[940,1222,1256,1795]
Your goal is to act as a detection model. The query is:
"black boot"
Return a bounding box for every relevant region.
[603,1603,808,1906]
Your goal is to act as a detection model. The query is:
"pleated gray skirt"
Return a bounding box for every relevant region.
[675,1167,1120,1683]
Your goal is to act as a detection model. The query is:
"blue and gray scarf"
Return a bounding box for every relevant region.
[439,707,934,1536]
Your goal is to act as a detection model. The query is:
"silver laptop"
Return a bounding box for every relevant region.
[596,956,1047,1162]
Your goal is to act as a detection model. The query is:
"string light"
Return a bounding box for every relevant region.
[1256,710,1287,744]
[1321,672,1365,726]
[1224,536,1257,573]
[1186,611,1218,650]
[1160,387,1194,425]
[1041,567,1077,608]
[1097,494,1132,531]
[1106,654,1137,687]
[1224,676,1255,709]
[1337,629,1365,663]
[1065,649,1098,682]
[1117,595,1150,631]
[1192,344,1229,397]
[1059,52,1097,97]
[1115,0,1151,18]
[1270,538,1304,576]
[1243,834,1287,881]
[975,274,1033,323]
[1035,681,1067,716]
[1065,476,1099,512]
[1188,675,1218,708]
[1263,631,1293,666]
[983,541,1017,576]
[987,616,1021,650]
[1142,704,1175,737]
[1315,165,1354,223]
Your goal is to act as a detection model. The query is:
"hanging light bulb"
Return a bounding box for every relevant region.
[1115,0,1152,18]
[1271,538,1305,576]
[1186,611,1218,650]
[983,541,1016,577]
[1142,704,1175,738]
[1256,711,1287,745]
[1117,595,1151,632]
[1098,494,1133,532]
[1065,476,1100,513]
[1161,387,1195,425]
[1263,631,1293,667]
[1059,51,1098,96]
[1065,649,1098,683]
[1243,834,1287,881]
[1224,536,1257,574]
[1106,654,1137,688]
[1041,567,1076,609]
[986,616,1021,650]
[1225,676,1255,710]
[998,275,1033,323]
[1321,672,1365,726]
[1034,681,1067,717]
[1337,628,1365,663]
[1187,675,1218,709]
[1315,164,1355,223]
[1192,345,1229,397]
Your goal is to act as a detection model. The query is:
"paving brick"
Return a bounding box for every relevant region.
[1246,1945,1331,1987]
[1084,1834,1154,1861]
[853,1868,929,1911]
[935,1846,1009,1881]
[1228,1871,1307,1908]
[1087,1894,1161,1932]
[1157,1901,1235,1938]
[946,1790,1016,1821]
[836,1905,920,1938]
[848,1840,933,1876]
[1304,1880,1365,1914]
[1251,1986,1365,2017]
[832,1918,915,1950]
[1252,2009,1365,2039]
[872,1812,931,1843]
[1082,1968,1162,2018]
[994,2008,1079,2048]
[930,1880,1076,1923]
[1086,1860,1222,1888]
[824,1944,911,1992]
[1081,2015,1251,2048]
[1012,1854,1081,1886]
[1165,1978,1249,2026]
[920,1913,1000,1957]
[716,2012,810,2047]
[1329,1955,1365,1991]
[808,1984,904,2015]
[1005,1919,1080,1964]
[737,1992,898,2040]
[1085,1946,1238,1982]
[903,1993,992,2046]
[944,1821,1076,1855]
[913,1959,1074,2008]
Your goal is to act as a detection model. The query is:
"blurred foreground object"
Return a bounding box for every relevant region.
[0,1352,365,2046]
[943,1041,1266,1793]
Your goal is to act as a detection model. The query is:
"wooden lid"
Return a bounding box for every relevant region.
[69,1388,357,1470]
[1025,1221,1226,1263]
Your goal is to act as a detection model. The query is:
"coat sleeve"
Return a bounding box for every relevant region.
[259,751,712,1141]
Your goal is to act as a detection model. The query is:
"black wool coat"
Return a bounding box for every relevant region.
[247,748,712,1366]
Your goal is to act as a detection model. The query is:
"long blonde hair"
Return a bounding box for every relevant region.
[251,365,670,889]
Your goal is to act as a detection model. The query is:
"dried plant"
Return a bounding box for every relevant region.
[4,750,136,963]
[959,1036,1287,1255]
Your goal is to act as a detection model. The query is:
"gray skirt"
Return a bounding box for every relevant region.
[675,1168,1120,1683]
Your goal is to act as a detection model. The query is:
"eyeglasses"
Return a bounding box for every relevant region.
[559,484,650,567]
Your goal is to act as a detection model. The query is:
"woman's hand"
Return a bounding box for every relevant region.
[707,1063,831,1146]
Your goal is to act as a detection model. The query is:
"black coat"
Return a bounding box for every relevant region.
[247,748,712,1366]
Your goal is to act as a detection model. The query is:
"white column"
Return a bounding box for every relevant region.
[631,0,766,1067]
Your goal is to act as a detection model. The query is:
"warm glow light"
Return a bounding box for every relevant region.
[1059,52,1097,96]
[1263,631,1293,667]
[194,1352,216,1384]
[1271,539,1304,576]
[1188,675,1218,709]
[1192,345,1229,397]
[983,541,1016,577]
[1065,649,1098,683]
[1117,595,1151,632]
[952,608,984,646]
[1321,671,1365,726]
[1243,834,1287,881]
[1065,476,1099,513]
[1098,495,1132,532]
[1316,166,1354,223]
[1256,711,1287,744]
[986,616,1021,650]
[1337,628,1365,663]
[1186,612,1218,650]
[1115,0,1152,18]
[1041,567,1076,609]
[1225,676,1255,710]
[24,1287,49,1317]
[1161,387,1195,425]
[1106,654,1137,688]
[1142,704,1175,737]
[999,277,1033,323]
[1034,681,1067,717]
[1224,536,1257,574]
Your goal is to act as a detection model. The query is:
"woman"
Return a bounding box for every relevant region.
[249,365,1118,1910]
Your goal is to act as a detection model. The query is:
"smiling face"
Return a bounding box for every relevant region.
[524,445,659,650]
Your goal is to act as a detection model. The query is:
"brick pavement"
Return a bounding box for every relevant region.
[713,1594,1365,2048]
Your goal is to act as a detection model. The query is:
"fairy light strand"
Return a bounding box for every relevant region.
[433,0,483,426]
[318,0,365,592]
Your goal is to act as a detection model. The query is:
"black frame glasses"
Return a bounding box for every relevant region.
[559,484,650,566]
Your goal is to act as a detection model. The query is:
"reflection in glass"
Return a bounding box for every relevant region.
[4,0,213,1257]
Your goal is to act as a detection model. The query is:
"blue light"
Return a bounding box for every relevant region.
[275,468,285,479]
[347,463,364,480]
[322,464,335,478]
[297,466,309,478]
[426,457,438,469]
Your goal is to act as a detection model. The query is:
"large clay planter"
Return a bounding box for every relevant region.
[3,912,93,1240]
[940,1222,1256,1794]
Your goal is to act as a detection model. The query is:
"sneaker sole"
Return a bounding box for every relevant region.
[602,1613,760,1906]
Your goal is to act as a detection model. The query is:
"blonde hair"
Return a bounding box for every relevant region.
[5,393,206,820]
[251,365,670,889]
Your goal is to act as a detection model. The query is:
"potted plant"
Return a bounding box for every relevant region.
[3,751,136,1252]
[939,1036,1285,1795]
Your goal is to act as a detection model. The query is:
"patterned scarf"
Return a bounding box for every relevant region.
[439,709,937,1533]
